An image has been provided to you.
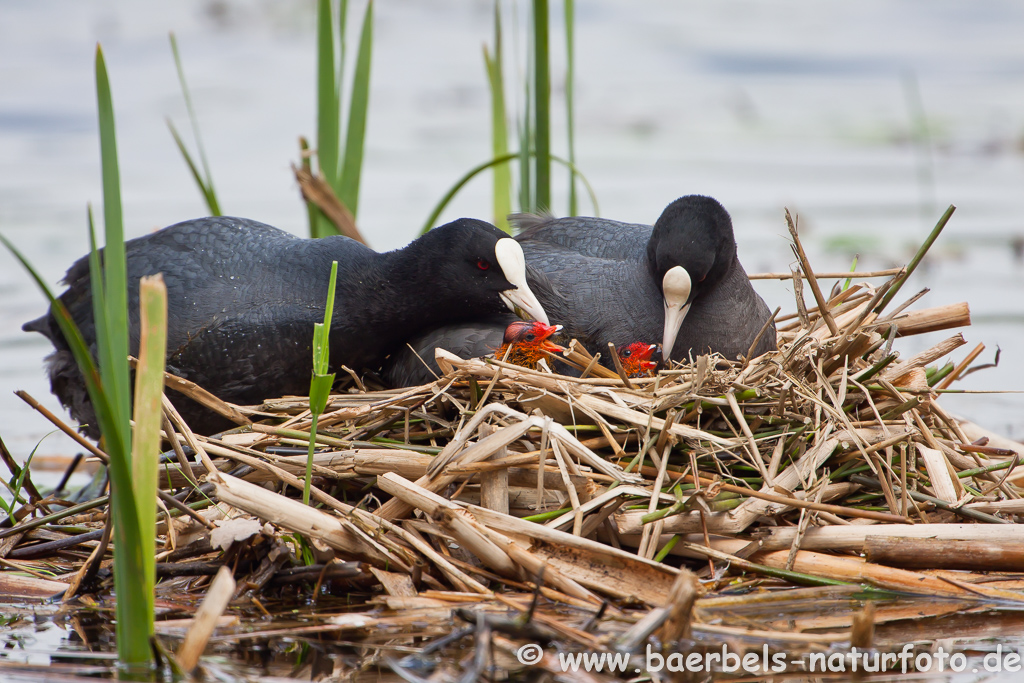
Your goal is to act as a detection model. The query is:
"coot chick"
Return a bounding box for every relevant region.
[617,342,660,378]
[382,316,561,386]
[515,195,776,362]
[24,216,548,437]
[494,321,563,368]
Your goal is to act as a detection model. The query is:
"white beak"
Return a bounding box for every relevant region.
[661,265,692,361]
[495,238,550,324]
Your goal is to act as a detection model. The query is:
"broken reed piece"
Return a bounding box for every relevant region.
[786,208,839,336]
[176,565,236,671]
[874,204,957,313]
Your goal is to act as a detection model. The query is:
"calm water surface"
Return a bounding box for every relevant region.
[2,0,1024,472]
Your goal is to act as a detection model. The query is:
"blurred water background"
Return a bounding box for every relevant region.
[2,0,1024,486]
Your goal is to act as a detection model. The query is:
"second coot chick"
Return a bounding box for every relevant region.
[23,216,548,437]
[515,195,776,362]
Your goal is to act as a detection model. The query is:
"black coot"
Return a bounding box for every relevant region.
[24,216,548,437]
[515,195,775,362]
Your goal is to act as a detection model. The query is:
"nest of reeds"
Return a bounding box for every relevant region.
[5,210,1024,678]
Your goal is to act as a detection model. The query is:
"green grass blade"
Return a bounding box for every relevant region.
[551,153,598,215]
[0,232,150,667]
[423,151,597,235]
[317,0,340,192]
[874,204,956,313]
[420,153,518,234]
[519,1,533,212]
[532,0,551,212]
[564,0,577,216]
[168,32,221,216]
[338,0,372,220]
[167,121,220,216]
[131,275,167,632]
[485,3,512,233]
[95,46,130,436]
[95,45,154,669]
[306,261,338,505]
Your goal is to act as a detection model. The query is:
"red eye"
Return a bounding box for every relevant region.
[477,258,490,271]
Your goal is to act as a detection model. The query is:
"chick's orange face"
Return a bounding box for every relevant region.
[618,342,660,377]
[497,321,564,367]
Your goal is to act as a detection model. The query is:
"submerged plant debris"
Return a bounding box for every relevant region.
[3,216,1024,681]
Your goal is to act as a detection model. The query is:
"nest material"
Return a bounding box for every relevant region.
[5,229,1024,678]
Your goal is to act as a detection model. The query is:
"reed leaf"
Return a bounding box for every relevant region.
[95,48,130,435]
[130,275,168,632]
[316,0,340,192]
[564,0,577,216]
[337,1,373,220]
[484,2,512,234]
[305,261,339,505]
[96,46,155,668]
[532,0,551,212]
[420,151,598,235]
[168,32,221,216]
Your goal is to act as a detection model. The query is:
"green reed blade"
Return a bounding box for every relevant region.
[337,0,373,220]
[317,0,340,192]
[532,0,550,213]
[95,47,130,435]
[421,151,597,235]
[168,32,221,216]
[874,204,955,313]
[421,153,518,234]
[485,2,512,233]
[564,0,577,216]
[131,275,168,632]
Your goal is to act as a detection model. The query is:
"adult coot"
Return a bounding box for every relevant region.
[515,195,775,362]
[23,216,548,437]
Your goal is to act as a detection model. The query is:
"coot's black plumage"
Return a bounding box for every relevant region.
[24,216,548,437]
[515,195,775,362]
[382,313,519,387]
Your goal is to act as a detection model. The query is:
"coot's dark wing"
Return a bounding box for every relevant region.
[382,314,516,387]
[518,238,662,354]
[513,215,652,260]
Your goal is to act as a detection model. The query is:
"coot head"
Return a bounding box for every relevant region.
[645,195,737,359]
[424,219,549,325]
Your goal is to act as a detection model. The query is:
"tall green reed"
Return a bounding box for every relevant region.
[2,46,164,671]
[168,32,222,216]
[423,0,594,235]
[307,0,374,238]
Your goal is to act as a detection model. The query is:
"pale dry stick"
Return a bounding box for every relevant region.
[398,522,485,594]
[639,444,671,559]
[607,342,634,390]
[177,565,236,671]
[726,390,771,485]
[15,390,107,461]
[127,358,252,426]
[163,395,218,475]
[548,439,584,536]
[787,208,839,336]
[753,524,1024,552]
[742,306,782,368]
[749,268,904,281]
